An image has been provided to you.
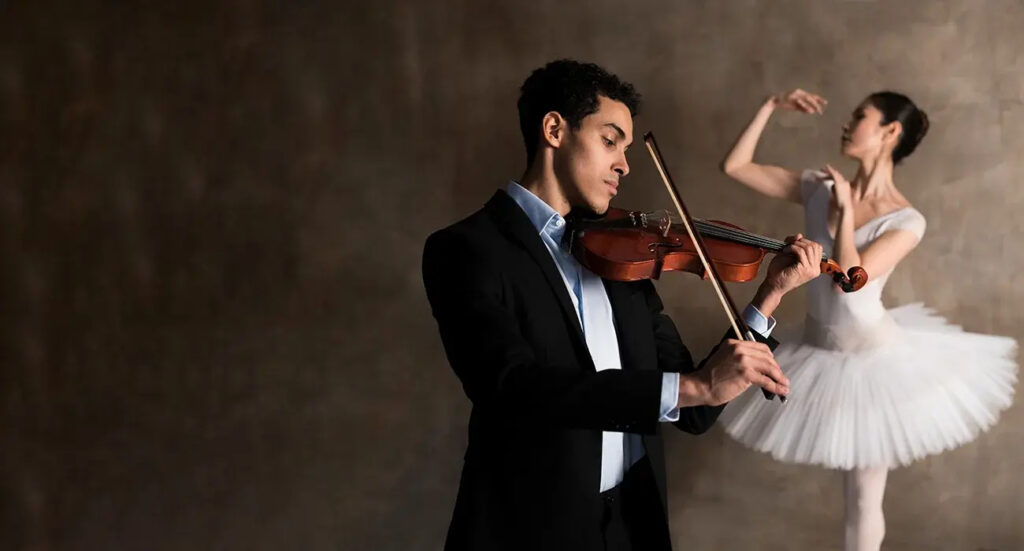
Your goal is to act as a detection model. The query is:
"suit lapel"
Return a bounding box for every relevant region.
[485,190,589,353]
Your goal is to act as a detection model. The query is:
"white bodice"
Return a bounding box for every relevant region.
[799,170,926,348]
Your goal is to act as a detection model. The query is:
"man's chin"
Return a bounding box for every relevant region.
[567,201,608,221]
[567,192,610,217]
[588,197,612,216]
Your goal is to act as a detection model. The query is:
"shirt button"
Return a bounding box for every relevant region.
[554,218,564,227]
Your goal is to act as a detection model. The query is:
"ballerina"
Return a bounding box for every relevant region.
[717,88,1018,551]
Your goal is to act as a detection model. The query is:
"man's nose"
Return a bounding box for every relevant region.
[614,156,629,177]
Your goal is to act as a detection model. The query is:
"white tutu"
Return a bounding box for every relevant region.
[719,303,1018,469]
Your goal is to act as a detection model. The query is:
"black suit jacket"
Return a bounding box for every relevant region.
[423,190,778,550]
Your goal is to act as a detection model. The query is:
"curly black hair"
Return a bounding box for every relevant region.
[517,59,641,165]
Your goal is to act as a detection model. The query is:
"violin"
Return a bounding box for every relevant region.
[589,132,868,403]
[568,208,868,293]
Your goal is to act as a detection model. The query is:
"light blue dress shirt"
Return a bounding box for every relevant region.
[506,182,775,492]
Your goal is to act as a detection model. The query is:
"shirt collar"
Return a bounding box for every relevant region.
[506,181,567,241]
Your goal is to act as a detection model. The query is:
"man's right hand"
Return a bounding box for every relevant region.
[678,339,790,407]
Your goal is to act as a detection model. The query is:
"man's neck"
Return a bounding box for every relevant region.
[519,162,571,216]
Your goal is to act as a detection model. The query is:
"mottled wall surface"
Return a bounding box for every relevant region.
[3,1,1023,550]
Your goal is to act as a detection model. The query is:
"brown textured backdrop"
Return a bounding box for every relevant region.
[3,1,1023,550]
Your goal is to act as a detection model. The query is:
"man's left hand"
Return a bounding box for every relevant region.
[764,234,823,295]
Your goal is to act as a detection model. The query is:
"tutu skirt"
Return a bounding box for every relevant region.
[719,303,1018,469]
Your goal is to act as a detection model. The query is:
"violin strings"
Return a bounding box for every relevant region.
[694,221,784,249]
[633,213,784,250]
[693,220,830,263]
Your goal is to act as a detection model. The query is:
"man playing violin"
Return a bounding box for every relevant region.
[422,59,824,551]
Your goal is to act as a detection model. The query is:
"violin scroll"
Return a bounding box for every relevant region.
[820,259,868,292]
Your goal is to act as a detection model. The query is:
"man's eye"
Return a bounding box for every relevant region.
[603,138,614,146]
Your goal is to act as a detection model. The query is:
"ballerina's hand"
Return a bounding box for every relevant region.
[770,88,827,114]
[823,164,853,210]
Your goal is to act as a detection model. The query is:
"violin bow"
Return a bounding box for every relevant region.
[643,132,784,403]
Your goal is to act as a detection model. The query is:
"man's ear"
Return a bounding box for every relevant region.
[541,111,566,150]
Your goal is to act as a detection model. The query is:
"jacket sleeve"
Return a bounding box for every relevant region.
[423,229,664,433]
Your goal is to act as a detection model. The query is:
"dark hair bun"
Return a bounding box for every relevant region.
[913,108,930,148]
[867,91,929,164]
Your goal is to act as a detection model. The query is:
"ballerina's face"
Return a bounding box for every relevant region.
[840,102,897,161]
